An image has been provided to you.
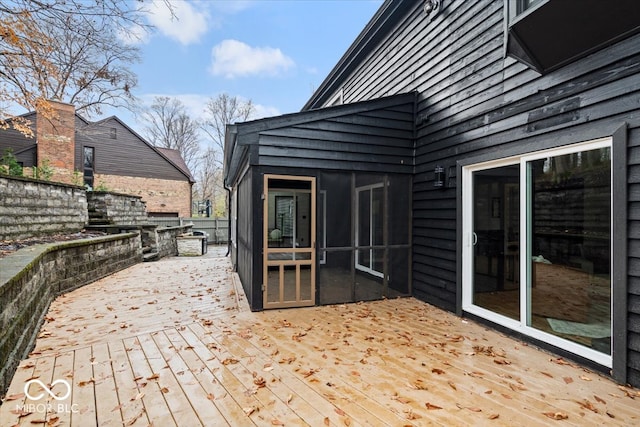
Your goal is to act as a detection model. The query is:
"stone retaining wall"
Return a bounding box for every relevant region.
[87,191,148,225]
[0,176,87,240]
[156,225,193,258]
[0,233,142,395]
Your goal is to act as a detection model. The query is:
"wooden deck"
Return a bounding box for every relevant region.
[1,248,639,426]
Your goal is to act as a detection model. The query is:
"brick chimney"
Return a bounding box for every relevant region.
[36,100,75,184]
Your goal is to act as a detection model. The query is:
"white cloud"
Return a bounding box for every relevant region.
[209,39,295,79]
[146,0,209,45]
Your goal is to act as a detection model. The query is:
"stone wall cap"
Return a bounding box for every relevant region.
[0,233,139,287]
[0,174,84,190]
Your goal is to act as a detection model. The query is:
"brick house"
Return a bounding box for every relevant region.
[0,101,194,217]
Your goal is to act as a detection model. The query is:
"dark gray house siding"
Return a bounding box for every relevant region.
[75,117,188,181]
[300,0,640,386]
[0,113,37,167]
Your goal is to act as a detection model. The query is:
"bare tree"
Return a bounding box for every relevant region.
[142,96,201,173]
[0,0,167,135]
[198,94,254,214]
[201,93,254,169]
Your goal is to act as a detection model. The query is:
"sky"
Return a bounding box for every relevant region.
[111,0,384,133]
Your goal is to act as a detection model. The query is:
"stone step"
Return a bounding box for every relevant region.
[143,251,159,262]
[88,219,112,225]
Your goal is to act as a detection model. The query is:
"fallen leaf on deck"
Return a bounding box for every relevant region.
[4,393,25,401]
[271,419,284,426]
[543,412,568,420]
[580,375,592,381]
[404,409,422,420]
[147,373,160,380]
[124,409,145,426]
[457,403,481,412]
[577,399,598,413]
[10,408,32,417]
[243,407,256,416]
[130,392,145,401]
[161,387,169,393]
[425,402,442,410]
[408,379,428,390]
[488,413,500,420]
[207,393,215,400]
[563,377,573,384]
[448,381,457,391]
[292,332,307,341]
[78,378,95,386]
[594,395,606,404]
[324,417,330,425]
[392,394,411,404]
[508,383,527,392]
[431,368,445,375]
[222,358,239,365]
[335,408,346,416]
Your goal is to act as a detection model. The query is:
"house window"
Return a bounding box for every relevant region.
[505,0,640,73]
[110,128,117,139]
[462,138,612,367]
[509,0,544,20]
[83,146,95,188]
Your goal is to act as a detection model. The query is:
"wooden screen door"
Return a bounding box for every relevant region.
[263,174,316,309]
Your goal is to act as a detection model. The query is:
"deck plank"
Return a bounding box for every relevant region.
[186,322,310,426]
[108,339,150,426]
[22,352,57,425]
[150,329,229,426]
[135,332,201,426]
[0,357,38,425]
[71,346,97,426]
[122,336,176,427]
[165,326,255,425]
[91,342,124,427]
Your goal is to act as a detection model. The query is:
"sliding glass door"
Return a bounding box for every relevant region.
[463,138,612,366]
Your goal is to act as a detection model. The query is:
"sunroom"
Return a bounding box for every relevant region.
[224,93,416,311]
